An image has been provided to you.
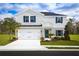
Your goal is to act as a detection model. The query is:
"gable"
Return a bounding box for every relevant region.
[14,8,46,25]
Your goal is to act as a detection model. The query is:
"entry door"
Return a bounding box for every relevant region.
[45,29,49,38]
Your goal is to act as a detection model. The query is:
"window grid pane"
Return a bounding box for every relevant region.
[56,17,63,23]
[30,16,36,22]
[25,16,29,22]
[23,16,29,22]
[56,30,63,36]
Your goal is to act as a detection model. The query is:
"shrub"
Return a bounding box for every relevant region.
[64,30,70,40]
[10,37,17,42]
[54,37,61,40]
[51,37,55,41]
[49,34,54,38]
[40,37,44,41]
[64,25,70,40]
[51,36,70,41]
[60,37,65,40]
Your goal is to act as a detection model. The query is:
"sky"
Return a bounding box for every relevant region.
[0,3,79,21]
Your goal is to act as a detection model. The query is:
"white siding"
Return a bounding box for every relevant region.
[44,16,69,28]
[14,9,45,25]
[14,9,69,36]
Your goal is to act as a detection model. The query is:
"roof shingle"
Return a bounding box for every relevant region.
[40,12,66,16]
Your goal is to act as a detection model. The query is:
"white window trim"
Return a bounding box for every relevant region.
[30,16,36,23]
[56,17,63,23]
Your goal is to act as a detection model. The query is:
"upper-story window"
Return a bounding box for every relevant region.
[23,16,36,23]
[56,17,63,23]
[23,16,29,22]
[30,16,36,22]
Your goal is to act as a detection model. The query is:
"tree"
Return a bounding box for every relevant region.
[2,17,21,39]
[66,22,74,34]
[69,18,74,22]
[75,22,79,34]
[67,18,74,34]
[2,18,21,34]
[64,24,70,40]
[0,20,3,34]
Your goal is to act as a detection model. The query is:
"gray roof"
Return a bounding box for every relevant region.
[40,12,66,16]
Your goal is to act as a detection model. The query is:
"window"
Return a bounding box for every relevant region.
[56,17,63,23]
[56,30,63,36]
[23,16,36,23]
[23,16,29,22]
[30,16,36,22]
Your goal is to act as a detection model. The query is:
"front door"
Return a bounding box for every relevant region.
[45,29,49,38]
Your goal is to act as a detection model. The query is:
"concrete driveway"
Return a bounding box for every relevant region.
[0,40,47,51]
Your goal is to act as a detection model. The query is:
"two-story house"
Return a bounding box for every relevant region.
[15,8,69,40]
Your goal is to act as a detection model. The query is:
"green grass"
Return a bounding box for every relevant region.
[0,34,15,45]
[41,40,79,46]
[41,34,79,46]
[70,34,79,41]
[0,34,79,46]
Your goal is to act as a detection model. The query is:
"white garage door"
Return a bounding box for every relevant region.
[18,28,41,40]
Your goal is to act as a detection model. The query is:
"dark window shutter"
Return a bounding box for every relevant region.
[30,16,36,22]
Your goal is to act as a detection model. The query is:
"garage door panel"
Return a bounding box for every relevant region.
[18,28,41,40]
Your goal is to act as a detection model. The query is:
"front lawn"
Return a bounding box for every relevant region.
[0,34,15,45]
[70,34,79,41]
[41,34,79,46]
[0,34,79,46]
[41,40,79,46]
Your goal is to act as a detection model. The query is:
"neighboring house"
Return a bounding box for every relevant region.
[14,8,69,40]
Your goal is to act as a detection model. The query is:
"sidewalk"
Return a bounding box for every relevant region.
[42,45,79,47]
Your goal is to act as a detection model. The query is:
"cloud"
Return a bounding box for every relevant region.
[0,3,79,21]
[0,13,13,20]
[42,3,57,11]
[56,3,79,11]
